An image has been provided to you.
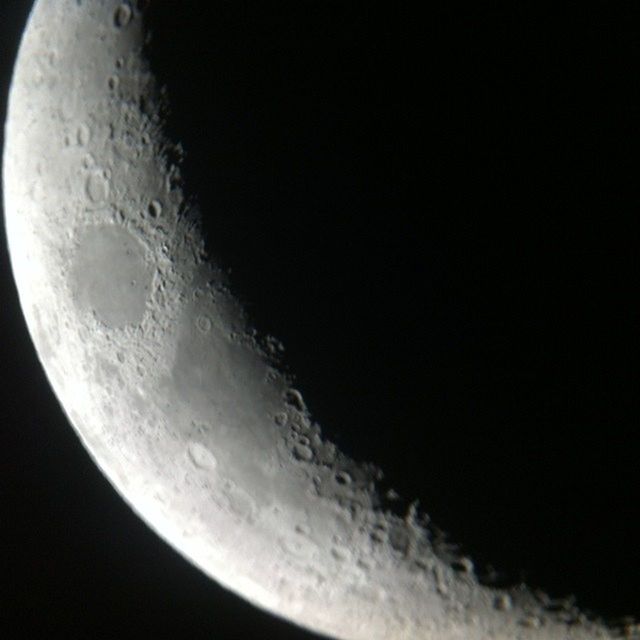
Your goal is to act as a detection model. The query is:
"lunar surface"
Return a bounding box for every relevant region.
[2,2,636,639]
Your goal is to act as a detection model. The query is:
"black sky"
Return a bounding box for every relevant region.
[1,1,638,637]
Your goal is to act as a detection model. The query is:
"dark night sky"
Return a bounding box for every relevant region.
[1,1,638,637]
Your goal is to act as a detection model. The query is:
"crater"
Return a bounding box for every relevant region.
[70,225,153,327]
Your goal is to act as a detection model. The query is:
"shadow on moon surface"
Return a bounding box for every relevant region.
[141,2,638,624]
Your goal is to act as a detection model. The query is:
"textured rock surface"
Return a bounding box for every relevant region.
[3,2,628,639]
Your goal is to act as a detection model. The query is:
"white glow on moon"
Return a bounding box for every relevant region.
[2,2,632,639]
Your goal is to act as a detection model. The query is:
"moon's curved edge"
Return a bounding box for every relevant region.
[2,2,630,639]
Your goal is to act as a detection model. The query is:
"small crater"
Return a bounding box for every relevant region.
[370,524,387,544]
[331,547,347,562]
[293,443,314,462]
[191,422,209,438]
[114,3,133,28]
[357,558,371,572]
[108,75,119,91]
[196,315,211,333]
[388,525,410,555]
[274,412,288,427]
[493,594,512,611]
[223,481,255,521]
[519,615,542,629]
[188,441,218,472]
[433,567,449,596]
[335,471,352,486]
[284,388,305,412]
[280,526,317,560]
[147,199,163,218]
[413,558,429,572]
[85,170,110,203]
[451,557,474,574]
[264,335,284,356]
[76,123,91,146]
[296,435,310,447]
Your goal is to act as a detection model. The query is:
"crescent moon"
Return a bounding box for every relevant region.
[1,2,625,638]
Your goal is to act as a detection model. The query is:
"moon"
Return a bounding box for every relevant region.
[1,2,633,639]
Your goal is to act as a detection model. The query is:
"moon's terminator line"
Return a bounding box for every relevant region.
[2,2,634,639]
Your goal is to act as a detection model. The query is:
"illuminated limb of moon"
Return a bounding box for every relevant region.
[2,2,625,639]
